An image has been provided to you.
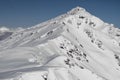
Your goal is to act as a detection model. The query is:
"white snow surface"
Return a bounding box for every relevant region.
[0,6,120,80]
[0,27,13,41]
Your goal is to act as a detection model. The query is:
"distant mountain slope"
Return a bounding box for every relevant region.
[0,27,13,41]
[0,7,120,80]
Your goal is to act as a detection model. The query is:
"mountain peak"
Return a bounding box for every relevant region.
[67,6,86,15]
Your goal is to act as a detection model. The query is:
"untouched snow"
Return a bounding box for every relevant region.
[0,27,13,41]
[0,27,10,32]
[0,6,120,80]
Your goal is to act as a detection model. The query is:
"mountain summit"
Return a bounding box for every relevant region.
[0,6,120,80]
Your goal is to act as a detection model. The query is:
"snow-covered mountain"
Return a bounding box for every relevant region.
[0,7,120,80]
[0,27,13,41]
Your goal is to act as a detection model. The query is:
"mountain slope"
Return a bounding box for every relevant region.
[0,27,13,41]
[0,7,120,80]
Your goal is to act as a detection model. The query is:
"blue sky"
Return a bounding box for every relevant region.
[0,0,120,28]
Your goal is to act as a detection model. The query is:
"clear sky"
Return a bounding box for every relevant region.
[0,0,120,28]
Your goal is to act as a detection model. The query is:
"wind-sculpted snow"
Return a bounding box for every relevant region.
[0,7,120,80]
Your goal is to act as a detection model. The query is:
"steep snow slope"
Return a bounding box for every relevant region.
[0,7,120,80]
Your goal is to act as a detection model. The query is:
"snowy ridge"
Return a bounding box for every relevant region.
[0,6,120,80]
